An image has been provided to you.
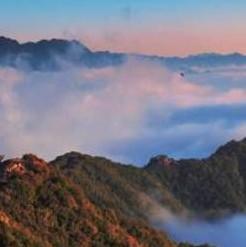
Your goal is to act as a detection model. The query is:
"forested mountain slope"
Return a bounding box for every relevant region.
[1,138,245,246]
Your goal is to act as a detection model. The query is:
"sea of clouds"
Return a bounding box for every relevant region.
[155,209,246,247]
[146,198,246,247]
[1,53,246,246]
[0,57,246,164]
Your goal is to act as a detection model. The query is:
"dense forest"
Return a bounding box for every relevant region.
[0,138,246,246]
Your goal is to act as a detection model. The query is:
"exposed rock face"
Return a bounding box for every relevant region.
[0,154,49,181]
[1,159,25,178]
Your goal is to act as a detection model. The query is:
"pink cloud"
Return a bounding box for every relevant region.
[0,59,246,160]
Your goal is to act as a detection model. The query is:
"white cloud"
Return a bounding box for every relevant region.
[0,59,246,162]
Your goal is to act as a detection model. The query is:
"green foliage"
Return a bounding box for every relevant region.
[0,139,246,246]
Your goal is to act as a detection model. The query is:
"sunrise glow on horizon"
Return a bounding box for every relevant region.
[1,0,246,56]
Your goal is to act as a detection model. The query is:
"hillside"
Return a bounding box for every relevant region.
[146,138,246,217]
[0,154,180,247]
[0,138,246,246]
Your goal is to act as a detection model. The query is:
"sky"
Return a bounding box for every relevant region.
[0,1,246,164]
[1,0,246,56]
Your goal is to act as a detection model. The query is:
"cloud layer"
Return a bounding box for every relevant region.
[157,212,246,247]
[0,59,246,163]
[146,197,246,247]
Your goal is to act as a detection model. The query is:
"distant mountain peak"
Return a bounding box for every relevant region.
[1,36,246,71]
[0,36,127,69]
[31,38,91,52]
[0,36,91,54]
[0,36,19,45]
[146,155,177,170]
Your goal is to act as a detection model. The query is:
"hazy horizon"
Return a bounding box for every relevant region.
[2,35,246,58]
[2,0,246,56]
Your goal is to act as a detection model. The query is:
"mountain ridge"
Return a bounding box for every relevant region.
[1,36,246,71]
[0,138,245,246]
[1,36,245,58]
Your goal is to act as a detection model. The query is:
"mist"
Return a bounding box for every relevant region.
[146,199,246,247]
[159,214,246,247]
[0,57,246,164]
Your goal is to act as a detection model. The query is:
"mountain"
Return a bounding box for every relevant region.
[146,138,246,217]
[1,36,246,71]
[0,153,180,247]
[164,52,246,70]
[0,36,126,70]
[0,139,246,246]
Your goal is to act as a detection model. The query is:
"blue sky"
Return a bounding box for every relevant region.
[1,0,246,55]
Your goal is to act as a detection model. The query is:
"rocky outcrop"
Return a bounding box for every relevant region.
[1,159,25,178]
[0,154,49,181]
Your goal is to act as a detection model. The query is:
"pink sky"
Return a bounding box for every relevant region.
[76,24,246,56]
[14,24,246,57]
[3,0,246,56]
